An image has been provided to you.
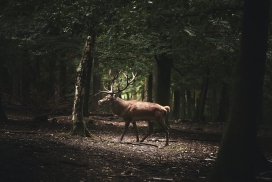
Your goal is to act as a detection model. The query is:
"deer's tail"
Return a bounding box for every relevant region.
[163,106,170,130]
[164,106,170,113]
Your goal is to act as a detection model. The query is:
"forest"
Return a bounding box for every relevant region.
[1,0,272,181]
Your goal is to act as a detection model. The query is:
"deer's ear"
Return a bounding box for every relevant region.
[113,94,117,98]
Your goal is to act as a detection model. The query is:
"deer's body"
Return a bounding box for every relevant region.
[98,94,170,145]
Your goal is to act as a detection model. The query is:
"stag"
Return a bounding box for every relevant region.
[96,71,170,146]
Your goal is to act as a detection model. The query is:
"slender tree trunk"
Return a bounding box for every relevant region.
[147,73,153,102]
[193,68,210,122]
[70,36,94,137]
[217,84,229,123]
[211,88,217,123]
[92,59,100,111]
[141,84,145,101]
[181,88,186,119]
[192,88,196,115]
[59,59,67,97]
[186,89,193,119]
[172,90,181,119]
[48,59,56,99]
[208,1,270,181]
[131,85,136,100]
[21,51,31,107]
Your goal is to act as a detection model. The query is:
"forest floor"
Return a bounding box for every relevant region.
[1,109,272,182]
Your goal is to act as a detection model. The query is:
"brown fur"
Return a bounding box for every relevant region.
[98,94,170,146]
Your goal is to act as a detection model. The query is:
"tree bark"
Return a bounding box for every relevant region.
[208,0,270,181]
[193,68,210,122]
[59,59,67,97]
[186,89,193,119]
[181,89,186,119]
[147,73,153,102]
[172,90,181,119]
[217,84,229,123]
[21,51,31,107]
[0,88,7,123]
[154,54,172,126]
[211,88,217,123]
[70,36,93,137]
[154,54,172,106]
[83,36,95,117]
[92,58,100,111]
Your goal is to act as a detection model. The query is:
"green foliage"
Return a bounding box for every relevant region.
[2,0,272,118]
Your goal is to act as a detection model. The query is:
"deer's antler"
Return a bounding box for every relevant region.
[95,71,136,96]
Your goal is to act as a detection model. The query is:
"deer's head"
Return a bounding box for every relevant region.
[98,94,118,106]
[95,71,137,104]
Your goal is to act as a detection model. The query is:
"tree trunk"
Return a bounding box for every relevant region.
[83,36,95,117]
[141,84,145,101]
[70,36,93,137]
[92,58,100,111]
[48,59,56,99]
[217,84,229,123]
[59,59,67,97]
[133,85,137,100]
[208,1,270,181]
[211,88,217,123]
[21,51,31,107]
[186,89,193,119]
[147,73,153,102]
[193,68,210,122]
[154,54,172,126]
[0,88,7,123]
[172,90,180,119]
[181,88,186,119]
[154,54,172,106]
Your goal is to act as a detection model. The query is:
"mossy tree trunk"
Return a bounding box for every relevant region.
[83,36,95,117]
[208,0,270,181]
[70,36,93,137]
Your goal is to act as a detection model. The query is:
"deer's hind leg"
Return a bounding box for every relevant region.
[132,121,139,142]
[157,118,169,146]
[140,121,153,142]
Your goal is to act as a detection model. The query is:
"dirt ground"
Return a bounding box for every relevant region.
[1,111,272,182]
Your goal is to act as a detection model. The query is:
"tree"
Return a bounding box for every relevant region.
[92,58,101,111]
[154,54,172,126]
[172,90,181,119]
[0,90,7,123]
[70,36,93,137]
[194,68,210,122]
[208,0,270,181]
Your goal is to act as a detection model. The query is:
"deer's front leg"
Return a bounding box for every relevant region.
[120,120,131,142]
[132,121,139,142]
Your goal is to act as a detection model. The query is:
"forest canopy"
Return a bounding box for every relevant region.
[0,0,272,123]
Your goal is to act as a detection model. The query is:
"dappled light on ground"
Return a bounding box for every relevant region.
[1,112,272,181]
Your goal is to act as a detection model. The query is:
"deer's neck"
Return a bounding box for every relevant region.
[111,97,128,117]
